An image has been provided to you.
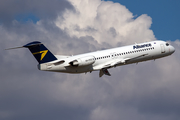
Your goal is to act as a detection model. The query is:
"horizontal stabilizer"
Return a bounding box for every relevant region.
[23,41,42,48]
[5,41,42,50]
[5,46,24,50]
[6,41,57,64]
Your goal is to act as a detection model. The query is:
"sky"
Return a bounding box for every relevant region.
[0,0,180,120]
[107,0,180,41]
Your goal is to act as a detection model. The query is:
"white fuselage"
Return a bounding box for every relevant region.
[38,40,175,75]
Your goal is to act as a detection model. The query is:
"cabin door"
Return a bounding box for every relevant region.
[160,44,165,53]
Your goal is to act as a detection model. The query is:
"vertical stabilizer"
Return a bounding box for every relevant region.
[23,41,57,64]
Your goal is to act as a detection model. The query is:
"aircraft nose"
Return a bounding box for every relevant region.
[170,45,175,54]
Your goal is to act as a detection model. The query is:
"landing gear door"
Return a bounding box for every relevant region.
[160,44,165,53]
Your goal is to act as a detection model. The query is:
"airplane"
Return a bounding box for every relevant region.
[6,40,175,77]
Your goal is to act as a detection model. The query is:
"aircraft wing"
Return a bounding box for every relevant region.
[96,53,148,77]
[103,53,148,69]
[94,58,129,71]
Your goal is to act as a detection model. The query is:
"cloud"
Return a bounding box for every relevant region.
[0,0,180,120]
[55,0,155,46]
[0,0,72,26]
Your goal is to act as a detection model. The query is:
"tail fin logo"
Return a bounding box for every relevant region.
[33,50,48,60]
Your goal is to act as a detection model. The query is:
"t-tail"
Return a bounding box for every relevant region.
[23,41,57,64]
[6,41,57,64]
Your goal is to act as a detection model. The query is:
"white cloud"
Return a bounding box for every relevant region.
[55,0,155,46]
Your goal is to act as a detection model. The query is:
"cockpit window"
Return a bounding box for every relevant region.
[166,43,169,46]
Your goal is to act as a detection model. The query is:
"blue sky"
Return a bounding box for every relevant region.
[15,13,39,24]
[106,0,180,41]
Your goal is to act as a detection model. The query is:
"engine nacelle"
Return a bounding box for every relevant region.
[69,56,95,67]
